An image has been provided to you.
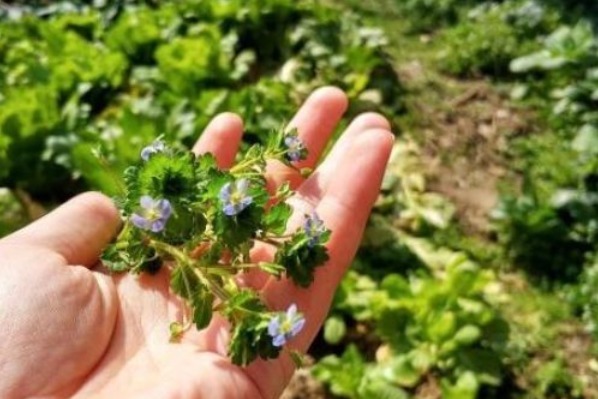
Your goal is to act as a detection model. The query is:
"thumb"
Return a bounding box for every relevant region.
[2,192,121,266]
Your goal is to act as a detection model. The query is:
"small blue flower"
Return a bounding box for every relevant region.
[284,135,306,162]
[267,304,305,347]
[141,139,166,161]
[130,196,172,233]
[219,179,253,216]
[303,212,326,247]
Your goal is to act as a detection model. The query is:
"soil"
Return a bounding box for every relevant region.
[560,327,598,398]
[280,357,331,399]
[396,60,530,237]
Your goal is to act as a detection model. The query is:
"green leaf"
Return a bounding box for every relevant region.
[275,235,329,287]
[323,315,347,345]
[199,170,231,203]
[453,325,482,346]
[388,355,422,388]
[192,289,214,330]
[170,264,202,301]
[169,321,184,343]
[221,291,282,365]
[426,311,456,343]
[71,143,123,196]
[224,289,266,316]
[266,124,286,152]
[134,151,198,203]
[164,205,207,246]
[228,312,280,366]
[257,262,285,277]
[214,204,264,249]
[101,228,153,274]
[195,152,218,172]
[155,31,233,95]
[312,345,366,398]
[456,348,503,386]
[440,372,479,399]
[263,202,292,235]
[358,373,409,399]
[572,124,598,155]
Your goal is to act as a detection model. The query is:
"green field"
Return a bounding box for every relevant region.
[1,1,597,398]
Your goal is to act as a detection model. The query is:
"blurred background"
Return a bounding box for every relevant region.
[0,0,597,398]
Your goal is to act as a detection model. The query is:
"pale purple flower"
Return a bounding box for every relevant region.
[141,139,166,161]
[267,304,305,347]
[130,196,172,233]
[303,212,326,247]
[219,179,253,216]
[284,135,306,162]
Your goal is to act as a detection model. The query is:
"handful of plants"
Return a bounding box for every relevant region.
[101,128,330,366]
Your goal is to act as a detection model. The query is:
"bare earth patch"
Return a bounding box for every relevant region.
[280,365,330,399]
[397,61,529,236]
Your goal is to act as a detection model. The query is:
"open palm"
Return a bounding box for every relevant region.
[0,87,393,399]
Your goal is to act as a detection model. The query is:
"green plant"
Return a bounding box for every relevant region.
[572,255,598,339]
[492,188,594,284]
[0,0,401,212]
[102,133,330,366]
[535,358,583,398]
[510,21,596,74]
[440,1,556,77]
[395,0,490,32]
[315,245,509,397]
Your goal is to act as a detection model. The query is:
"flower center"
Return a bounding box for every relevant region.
[280,319,293,334]
[230,191,244,205]
[145,207,161,222]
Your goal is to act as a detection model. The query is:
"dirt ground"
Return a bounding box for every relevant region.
[397,60,530,237]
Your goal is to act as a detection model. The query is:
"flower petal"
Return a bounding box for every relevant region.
[131,213,150,230]
[268,318,280,337]
[290,317,306,336]
[158,199,173,218]
[223,203,237,216]
[236,178,249,194]
[140,195,155,209]
[287,303,298,318]
[141,147,154,161]
[273,334,286,347]
[150,219,166,233]
[219,182,233,202]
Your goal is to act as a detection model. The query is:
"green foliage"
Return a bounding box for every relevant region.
[223,290,280,366]
[395,0,490,32]
[0,189,28,236]
[440,1,558,77]
[510,21,596,74]
[572,256,598,340]
[3,0,597,396]
[492,189,595,283]
[317,245,509,397]
[0,0,400,205]
[534,358,583,398]
[275,230,330,288]
[155,32,234,95]
[313,345,410,399]
[495,14,598,287]
[102,137,328,366]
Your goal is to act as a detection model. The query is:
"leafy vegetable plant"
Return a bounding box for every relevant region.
[101,128,330,366]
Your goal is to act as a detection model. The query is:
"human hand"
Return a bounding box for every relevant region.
[0,87,393,399]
